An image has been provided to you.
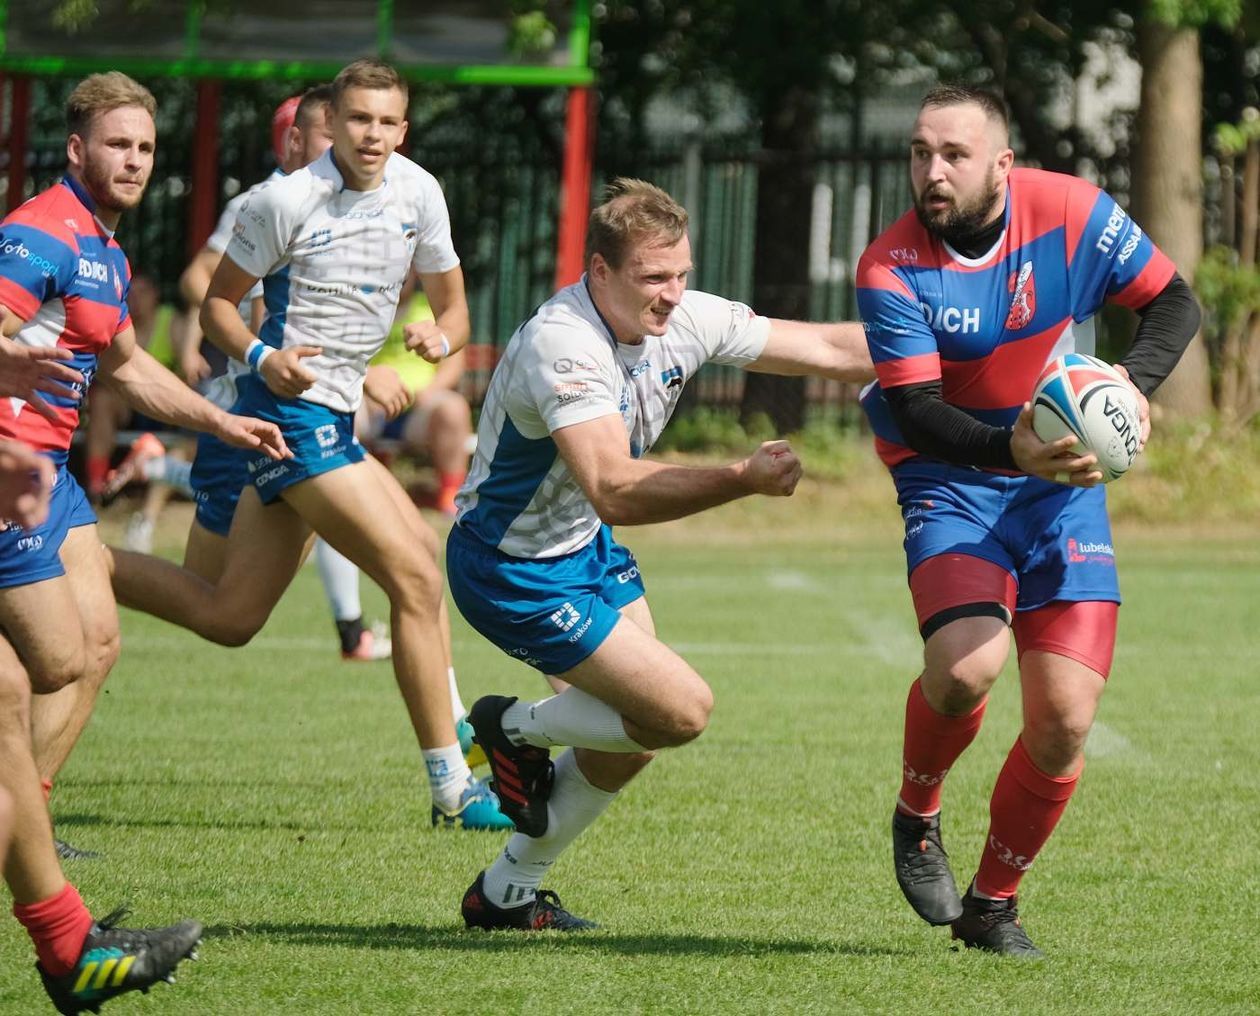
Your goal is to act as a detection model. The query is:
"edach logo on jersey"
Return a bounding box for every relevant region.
[920,303,980,334]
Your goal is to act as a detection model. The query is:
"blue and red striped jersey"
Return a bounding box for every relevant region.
[857,167,1175,469]
[0,176,133,462]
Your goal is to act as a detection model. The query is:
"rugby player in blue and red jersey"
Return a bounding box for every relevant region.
[858,85,1200,956]
[0,72,288,1013]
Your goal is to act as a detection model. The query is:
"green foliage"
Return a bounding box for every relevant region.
[1146,0,1242,28]
[1194,245,1260,330]
[1104,415,1260,521]
[506,11,558,58]
[656,408,868,481]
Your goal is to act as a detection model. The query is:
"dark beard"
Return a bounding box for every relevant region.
[914,181,1003,251]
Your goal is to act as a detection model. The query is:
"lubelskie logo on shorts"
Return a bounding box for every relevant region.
[1067,537,1114,564]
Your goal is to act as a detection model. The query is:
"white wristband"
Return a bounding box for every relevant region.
[438,336,450,359]
[245,339,274,374]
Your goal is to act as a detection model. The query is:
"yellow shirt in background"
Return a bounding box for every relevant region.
[140,305,178,369]
[371,294,439,392]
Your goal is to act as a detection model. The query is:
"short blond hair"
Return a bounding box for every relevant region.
[66,72,156,137]
[585,178,688,269]
[331,59,408,110]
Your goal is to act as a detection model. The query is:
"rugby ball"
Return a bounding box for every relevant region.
[1031,353,1141,483]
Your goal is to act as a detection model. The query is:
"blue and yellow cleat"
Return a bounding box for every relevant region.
[457,715,488,770]
[432,777,515,831]
[39,906,202,1014]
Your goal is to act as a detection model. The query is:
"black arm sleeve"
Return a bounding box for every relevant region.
[882,380,1018,470]
[1118,273,1201,396]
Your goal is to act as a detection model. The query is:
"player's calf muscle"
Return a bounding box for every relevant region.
[0,664,32,735]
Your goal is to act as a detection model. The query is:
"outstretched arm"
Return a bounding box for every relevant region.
[99,325,289,461]
[746,319,875,382]
[553,412,801,527]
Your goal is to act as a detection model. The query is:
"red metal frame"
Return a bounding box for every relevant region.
[188,79,222,259]
[3,75,31,215]
[553,85,595,290]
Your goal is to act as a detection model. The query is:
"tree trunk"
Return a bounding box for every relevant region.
[1132,19,1213,417]
[739,85,818,434]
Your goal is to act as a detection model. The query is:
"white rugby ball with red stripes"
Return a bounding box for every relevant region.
[1031,353,1141,483]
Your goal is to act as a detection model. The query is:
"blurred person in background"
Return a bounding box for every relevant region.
[363,271,472,516]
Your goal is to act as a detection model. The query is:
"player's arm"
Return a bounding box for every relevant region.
[407,266,471,363]
[745,319,875,382]
[98,323,289,460]
[201,255,320,399]
[552,412,800,527]
[1119,273,1201,396]
[364,364,413,420]
[174,247,223,384]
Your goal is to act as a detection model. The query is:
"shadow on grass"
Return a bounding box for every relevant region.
[53,811,314,834]
[202,922,907,958]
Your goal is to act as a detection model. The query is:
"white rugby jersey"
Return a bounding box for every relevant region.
[225,149,459,412]
[455,280,770,558]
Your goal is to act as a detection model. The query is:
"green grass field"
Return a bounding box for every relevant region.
[2,496,1258,1015]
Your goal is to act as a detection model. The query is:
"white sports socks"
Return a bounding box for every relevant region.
[481,750,616,907]
[448,666,466,722]
[314,537,362,622]
[422,744,473,813]
[501,687,646,753]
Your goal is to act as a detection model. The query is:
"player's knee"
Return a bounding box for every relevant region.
[87,626,121,683]
[924,652,1002,713]
[1022,711,1093,771]
[205,610,266,648]
[659,682,713,746]
[382,550,444,610]
[26,644,87,694]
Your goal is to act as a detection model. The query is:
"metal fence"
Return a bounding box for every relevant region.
[1,76,1161,429]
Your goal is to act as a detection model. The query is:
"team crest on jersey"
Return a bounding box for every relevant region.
[660,365,684,389]
[1005,261,1036,330]
[112,265,123,300]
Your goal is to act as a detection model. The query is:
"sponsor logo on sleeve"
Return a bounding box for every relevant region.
[554,381,589,405]
[1095,204,1128,256]
[1,239,60,277]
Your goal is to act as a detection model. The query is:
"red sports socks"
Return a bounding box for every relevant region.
[975,736,1081,898]
[897,677,987,816]
[13,882,94,975]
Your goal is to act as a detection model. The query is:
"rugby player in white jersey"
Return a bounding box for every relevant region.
[106,60,509,831]
[109,87,408,665]
[456,179,874,930]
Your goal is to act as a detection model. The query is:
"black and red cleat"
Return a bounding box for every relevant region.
[461,871,597,932]
[951,883,1044,958]
[468,695,554,837]
[892,809,963,925]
